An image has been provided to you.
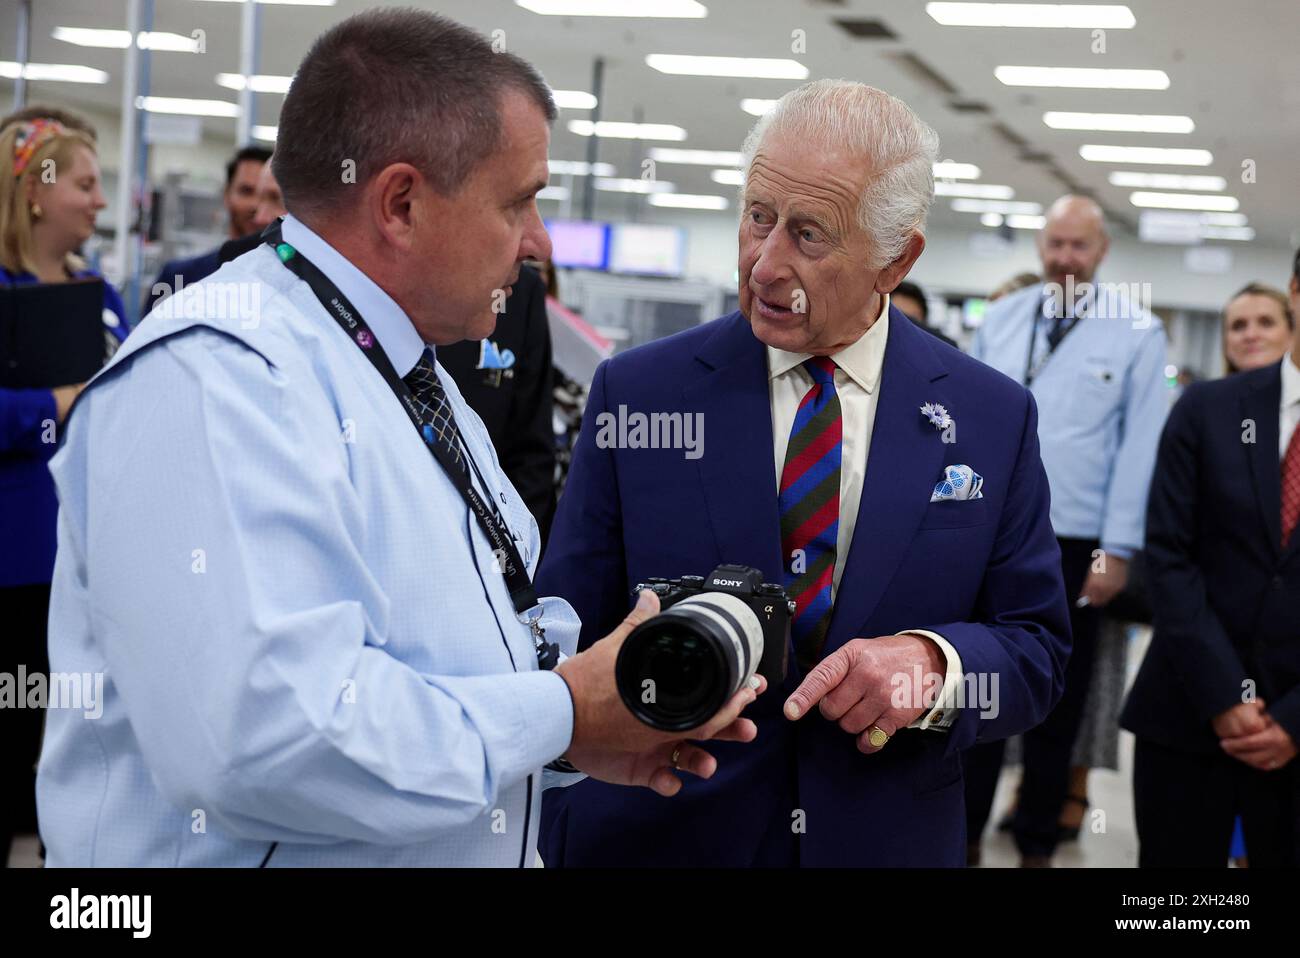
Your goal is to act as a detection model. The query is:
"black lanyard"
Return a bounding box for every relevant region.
[263,220,557,670]
[1023,291,1088,386]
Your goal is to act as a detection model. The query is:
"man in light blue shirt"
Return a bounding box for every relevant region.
[965,195,1168,866]
[36,9,759,868]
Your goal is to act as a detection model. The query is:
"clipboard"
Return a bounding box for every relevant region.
[0,277,108,388]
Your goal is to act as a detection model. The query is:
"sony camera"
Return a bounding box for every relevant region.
[615,564,795,731]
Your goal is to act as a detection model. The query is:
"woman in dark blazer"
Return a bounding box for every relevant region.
[1121,272,1300,867]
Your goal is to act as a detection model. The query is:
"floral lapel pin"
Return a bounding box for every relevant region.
[920,401,953,431]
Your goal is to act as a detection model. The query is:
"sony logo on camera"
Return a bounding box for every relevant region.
[617,564,794,731]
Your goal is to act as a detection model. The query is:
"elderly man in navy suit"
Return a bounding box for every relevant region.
[536,79,1071,867]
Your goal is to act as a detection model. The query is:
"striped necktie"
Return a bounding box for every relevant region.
[1282,423,1300,548]
[403,348,467,472]
[779,356,842,671]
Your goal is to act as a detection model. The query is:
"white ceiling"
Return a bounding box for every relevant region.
[4,0,1299,247]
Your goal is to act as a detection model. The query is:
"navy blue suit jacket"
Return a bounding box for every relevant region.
[537,307,1070,866]
[143,248,223,316]
[1122,362,1300,753]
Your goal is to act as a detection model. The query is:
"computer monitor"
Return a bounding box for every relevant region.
[608,223,686,277]
[962,297,989,329]
[545,219,610,270]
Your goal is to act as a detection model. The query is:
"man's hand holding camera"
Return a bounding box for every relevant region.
[555,590,766,797]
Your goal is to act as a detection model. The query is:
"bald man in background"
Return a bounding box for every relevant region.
[966,196,1169,865]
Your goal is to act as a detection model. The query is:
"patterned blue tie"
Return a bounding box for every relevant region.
[778,356,842,672]
[403,348,467,472]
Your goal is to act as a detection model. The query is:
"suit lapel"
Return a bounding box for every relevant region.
[1242,367,1283,559]
[826,310,950,650]
[683,313,784,580]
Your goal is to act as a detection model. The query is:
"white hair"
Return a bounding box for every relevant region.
[740,79,939,269]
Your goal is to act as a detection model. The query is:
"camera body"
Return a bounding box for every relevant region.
[635,565,794,685]
[616,564,794,730]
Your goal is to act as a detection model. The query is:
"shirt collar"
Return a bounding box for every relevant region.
[767,293,890,394]
[280,213,428,377]
[1282,350,1300,410]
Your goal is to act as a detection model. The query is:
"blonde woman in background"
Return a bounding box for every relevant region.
[0,106,129,865]
[1222,282,1293,374]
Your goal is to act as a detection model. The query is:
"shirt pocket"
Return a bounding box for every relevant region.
[1076,357,1120,394]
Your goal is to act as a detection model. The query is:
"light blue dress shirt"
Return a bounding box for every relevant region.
[971,281,1169,557]
[37,215,583,867]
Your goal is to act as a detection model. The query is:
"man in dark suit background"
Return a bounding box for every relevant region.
[1121,249,1300,867]
[891,279,958,348]
[439,264,558,540]
[145,145,272,314]
[535,79,1070,867]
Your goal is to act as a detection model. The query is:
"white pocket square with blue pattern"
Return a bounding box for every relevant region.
[931,464,984,502]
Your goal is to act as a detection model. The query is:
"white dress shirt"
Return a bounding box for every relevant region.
[1280,350,1300,461]
[766,295,961,731]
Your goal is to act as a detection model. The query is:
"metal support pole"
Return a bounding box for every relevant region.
[580,57,604,222]
[558,172,574,219]
[12,0,32,110]
[236,0,260,146]
[113,0,143,287]
[628,104,644,222]
[125,0,155,322]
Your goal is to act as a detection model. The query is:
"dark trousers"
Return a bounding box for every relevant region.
[964,537,1100,858]
[1,583,50,866]
[1134,737,1300,867]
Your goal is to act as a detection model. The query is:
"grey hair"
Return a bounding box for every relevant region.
[740,79,939,269]
[274,8,556,217]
